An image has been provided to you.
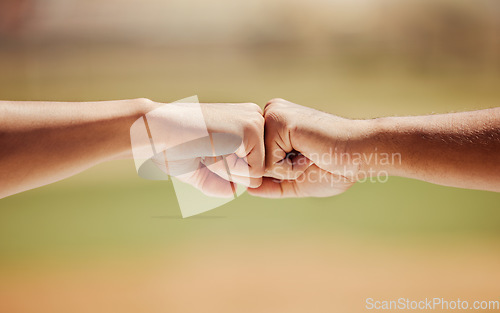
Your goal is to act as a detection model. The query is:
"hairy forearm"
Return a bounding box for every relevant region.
[0,98,155,198]
[357,108,500,191]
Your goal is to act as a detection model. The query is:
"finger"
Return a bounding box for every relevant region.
[214,172,261,188]
[155,155,237,198]
[207,126,264,179]
[235,111,265,178]
[247,176,300,198]
[267,152,313,180]
[264,98,288,112]
[203,154,262,188]
[243,133,266,177]
[264,108,311,180]
[248,164,354,198]
[175,163,236,198]
[203,154,252,177]
[230,174,261,188]
[263,109,291,170]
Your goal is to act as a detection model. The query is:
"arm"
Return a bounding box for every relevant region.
[0,99,154,198]
[358,108,500,191]
[248,99,500,198]
[0,99,264,199]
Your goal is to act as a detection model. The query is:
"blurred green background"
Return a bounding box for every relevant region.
[0,0,499,312]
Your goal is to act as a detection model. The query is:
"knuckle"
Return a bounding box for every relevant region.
[134,97,154,107]
[244,102,263,114]
[135,97,151,103]
[253,111,265,124]
[264,110,285,126]
[264,100,277,111]
[268,98,286,104]
[250,178,263,188]
[243,115,264,134]
[264,98,289,112]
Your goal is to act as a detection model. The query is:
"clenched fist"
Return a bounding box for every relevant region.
[247,98,363,198]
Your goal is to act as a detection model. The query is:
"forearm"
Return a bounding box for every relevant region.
[356,108,500,191]
[0,98,155,198]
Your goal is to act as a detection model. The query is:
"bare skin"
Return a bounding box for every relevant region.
[0,99,264,199]
[248,98,500,198]
[1,98,498,199]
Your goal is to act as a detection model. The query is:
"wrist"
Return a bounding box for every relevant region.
[134,97,162,116]
[350,117,403,178]
[127,100,209,161]
[111,98,162,160]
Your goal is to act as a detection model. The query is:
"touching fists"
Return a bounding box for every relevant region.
[149,98,500,199]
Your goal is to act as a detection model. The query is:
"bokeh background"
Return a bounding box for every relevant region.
[1,0,500,312]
